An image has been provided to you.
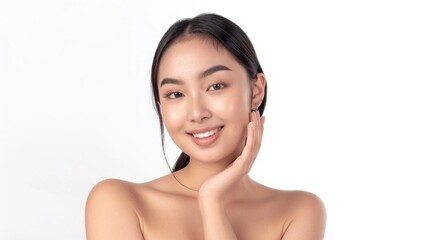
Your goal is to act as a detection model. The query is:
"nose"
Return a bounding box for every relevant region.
[187,94,211,122]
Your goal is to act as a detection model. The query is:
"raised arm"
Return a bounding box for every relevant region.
[198,111,264,239]
[85,179,145,240]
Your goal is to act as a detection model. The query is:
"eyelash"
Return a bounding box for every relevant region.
[164,91,183,99]
[163,82,227,99]
[207,83,226,91]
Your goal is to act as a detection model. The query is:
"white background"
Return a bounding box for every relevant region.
[1,0,428,239]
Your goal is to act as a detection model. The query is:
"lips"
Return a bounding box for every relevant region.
[188,126,223,146]
[192,127,222,138]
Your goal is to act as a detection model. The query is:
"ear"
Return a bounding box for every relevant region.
[251,73,266,111]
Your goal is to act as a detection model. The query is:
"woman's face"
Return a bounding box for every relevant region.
[157,37,257,164]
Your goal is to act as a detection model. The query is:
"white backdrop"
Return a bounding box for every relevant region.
[1,0,428,239]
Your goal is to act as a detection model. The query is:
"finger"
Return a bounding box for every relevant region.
[249,112,259,161]
[253,111,262,148]
[261,115,265,138]
[251,111,258,145]
[246,117,257,157]
[236,119,256,172]
[257,111,262,142]
[252,111,260,147]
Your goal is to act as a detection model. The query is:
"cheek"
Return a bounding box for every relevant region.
[212,92,251,121]
[160,104,185,131]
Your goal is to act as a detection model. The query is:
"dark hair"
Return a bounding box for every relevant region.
[151,13,267,172]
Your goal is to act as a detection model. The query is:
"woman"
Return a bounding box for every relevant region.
[85,13,326,240]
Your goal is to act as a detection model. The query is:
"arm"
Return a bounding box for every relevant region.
[281,192,327,240]
[85,179,145,240]
[198,196,238,240]
[198,111,264,240]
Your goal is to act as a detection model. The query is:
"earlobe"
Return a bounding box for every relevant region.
[252,101,262,111]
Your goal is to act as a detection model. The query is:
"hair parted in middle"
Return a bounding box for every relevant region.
[150,13,267,172]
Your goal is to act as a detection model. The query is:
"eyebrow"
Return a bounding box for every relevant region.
[159,78,183,87]
[159,64,231,87]
[200,65,231,78]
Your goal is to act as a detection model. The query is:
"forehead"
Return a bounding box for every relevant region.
[158,37,243,82]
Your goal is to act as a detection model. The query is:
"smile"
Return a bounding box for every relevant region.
[192,127,222,138]
[188,126,223,146]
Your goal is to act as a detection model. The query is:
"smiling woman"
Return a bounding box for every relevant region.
[85,12,326,240]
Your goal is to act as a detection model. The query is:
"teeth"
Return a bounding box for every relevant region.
[193,127,221,138]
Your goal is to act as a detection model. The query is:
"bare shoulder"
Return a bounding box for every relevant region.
[277,190,327,240]
[85,178,145,240]
[282,190,326,216]
[86,178,140,210]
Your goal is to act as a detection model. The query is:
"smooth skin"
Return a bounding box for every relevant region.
[85,37,326,240]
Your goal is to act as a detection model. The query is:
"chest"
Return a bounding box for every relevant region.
[138,196,286,240]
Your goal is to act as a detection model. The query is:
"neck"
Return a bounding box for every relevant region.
[172,158,255,198]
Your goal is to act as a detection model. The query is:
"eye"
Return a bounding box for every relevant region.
[164,91,184,99]
[208,83,226,91]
